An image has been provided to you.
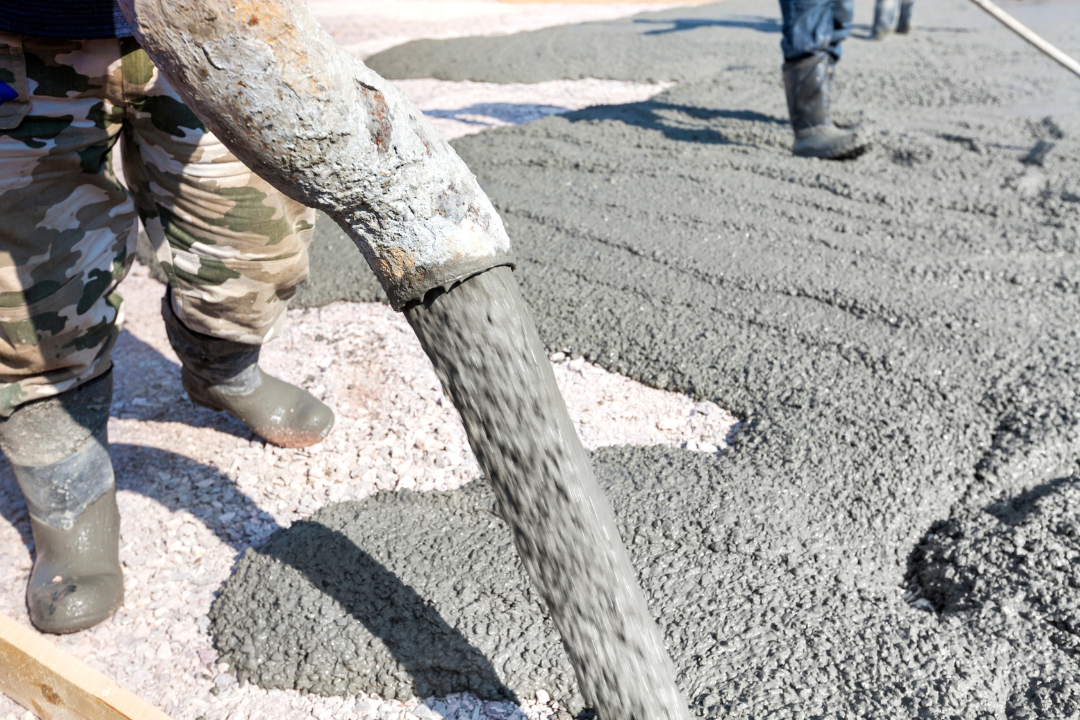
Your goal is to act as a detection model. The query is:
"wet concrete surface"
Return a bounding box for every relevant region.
[212,0,1080,716]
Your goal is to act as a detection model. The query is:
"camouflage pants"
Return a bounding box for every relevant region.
[0,34,315,415]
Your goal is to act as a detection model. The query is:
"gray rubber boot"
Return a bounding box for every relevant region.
[0,371,123,634]
[162,292,335,448]
[782,53,871,160]
[897,1,914,34]
[873,0,900,39]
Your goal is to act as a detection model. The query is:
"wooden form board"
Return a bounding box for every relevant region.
[0,613,173,720]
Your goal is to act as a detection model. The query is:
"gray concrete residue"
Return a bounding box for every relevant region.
[212,0,1080,716]
[908,474,1080,719]
[366,4,780,85]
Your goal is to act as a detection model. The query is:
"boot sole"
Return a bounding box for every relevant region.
[29,576,124,634]
[794,139,872,161]
[181,369,334,448]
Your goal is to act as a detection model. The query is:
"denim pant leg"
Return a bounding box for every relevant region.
[779,0,855,61]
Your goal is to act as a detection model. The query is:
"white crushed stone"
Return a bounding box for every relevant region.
[308,0,696,59]
[0,266,736,720]
[394,78,673,139]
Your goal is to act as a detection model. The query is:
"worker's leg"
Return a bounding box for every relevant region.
[0,35,130,632]
[897,0,915,34]
[777,0,868,159]
[829,0,855,56]
[0,372,122,633]
[118,41,334,448]
[779,0,844,62]
[873,0,900,39]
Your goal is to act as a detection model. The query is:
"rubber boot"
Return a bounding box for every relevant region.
[897,1,914,34]
[162,292,334,448]
[782,54,871,160]
[0,372,123,634]
[873,0,900,39]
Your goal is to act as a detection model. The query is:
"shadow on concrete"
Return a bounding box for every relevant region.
[563,100,784,145]
[904,474,1080,615]
[255,517,518,701]
[634,16,782,36]
[983,475,1079,527]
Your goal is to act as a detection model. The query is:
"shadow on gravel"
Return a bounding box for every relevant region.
[0,461,32,551]
[424,102,571,128]
[112,328,262,445]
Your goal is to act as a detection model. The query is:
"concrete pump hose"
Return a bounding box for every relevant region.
[968,0,1080,80]
[116,0,514,310]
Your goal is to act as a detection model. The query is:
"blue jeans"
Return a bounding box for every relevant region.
[778,0,855,62]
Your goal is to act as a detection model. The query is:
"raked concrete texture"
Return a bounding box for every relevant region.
[211,0,1080,717]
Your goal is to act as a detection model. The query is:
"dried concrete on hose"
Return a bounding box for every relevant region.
[212,0,1080,716]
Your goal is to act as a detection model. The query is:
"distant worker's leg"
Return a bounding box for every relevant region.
[897,0,915,34]
[873,0,901,39]
[0,35,130,633]
[778,0,869,159]
[119,41,334,448]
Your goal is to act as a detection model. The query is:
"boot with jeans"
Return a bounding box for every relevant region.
[783,53,870,160]
[874,0,915,38]
[777,0,870,159]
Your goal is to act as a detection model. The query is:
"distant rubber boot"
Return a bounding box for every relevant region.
[0,372,123,634]
[897,1,914,34]
[873,0,900,39]
[162,292,334,448]
[783,54,871,160]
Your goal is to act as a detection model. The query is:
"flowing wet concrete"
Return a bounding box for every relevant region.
[212,0,1080,716]
[401,267,688,720]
